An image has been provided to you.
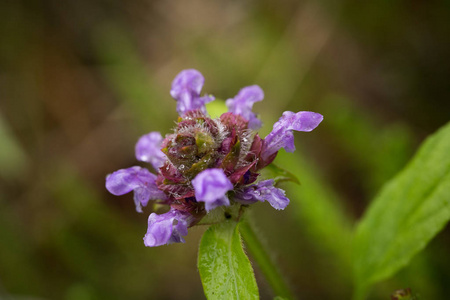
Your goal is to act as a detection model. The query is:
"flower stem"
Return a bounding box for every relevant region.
[239,217,294,299]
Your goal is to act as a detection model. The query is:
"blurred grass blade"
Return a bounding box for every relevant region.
[0,113,28,179]
[93,24,171,130]
[320,95,413,196]
[275,151,353,276]
[198,220,259,300]
[353,121,450,299]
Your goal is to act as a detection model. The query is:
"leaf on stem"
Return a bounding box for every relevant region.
[353,121,450,299]
[198,220,259,300]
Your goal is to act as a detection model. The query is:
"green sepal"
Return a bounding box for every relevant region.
[260,163,300,185]
[221,138,241,171]
[185,152,215,179]
[195,131,215,154]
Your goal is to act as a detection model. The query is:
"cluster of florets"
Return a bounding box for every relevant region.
[106,69,323,247]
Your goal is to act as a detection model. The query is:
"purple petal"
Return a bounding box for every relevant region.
[170,69,214,116]
[135,132,167,170]
[143,208,193,247]
[281,111,324,132]
[262,111,323,160]
[192,168,233,212]
[235,179,290,210]
[225,85,264,130]
[105,166,167,212]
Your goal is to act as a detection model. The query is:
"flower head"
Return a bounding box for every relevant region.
[106,69,323,247]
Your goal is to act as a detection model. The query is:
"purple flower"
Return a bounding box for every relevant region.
[235,179,290,210]
[106,69,323,247]
[144,208,193,247]
[135,132,167,170]
[192,169,233,212]
[170,69,214,116]
[262,111,323,160]
[226,85,264,130]
[105,166,167,213]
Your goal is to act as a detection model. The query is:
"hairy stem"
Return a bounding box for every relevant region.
[239,217,294,299]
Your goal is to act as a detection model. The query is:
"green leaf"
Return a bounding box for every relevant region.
[353,121,450,299]
[198,220,259,300]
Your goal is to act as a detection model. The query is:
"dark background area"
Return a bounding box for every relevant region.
[0,0,449,299]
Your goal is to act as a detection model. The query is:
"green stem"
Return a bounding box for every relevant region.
[239,217,294,299]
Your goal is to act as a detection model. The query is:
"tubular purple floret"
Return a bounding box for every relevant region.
[135,132,167,170]
[192,168,234,212]
[105,166,167,213]
[143,208,193,247]
[170,69,214,116]
[226,85,264,130]
[262,111,323,160]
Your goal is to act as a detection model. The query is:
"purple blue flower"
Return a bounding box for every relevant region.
[144,208,193,247]
[262,111,324,160]
[235,179,290,210]
[226,85,264,130]
[105,166,167,213]
[106,69,323,247]
[170,69,214,116]
[192,169,233,212]
[135,132,166,170]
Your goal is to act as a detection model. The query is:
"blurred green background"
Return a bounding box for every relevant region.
[0,0,449,299]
